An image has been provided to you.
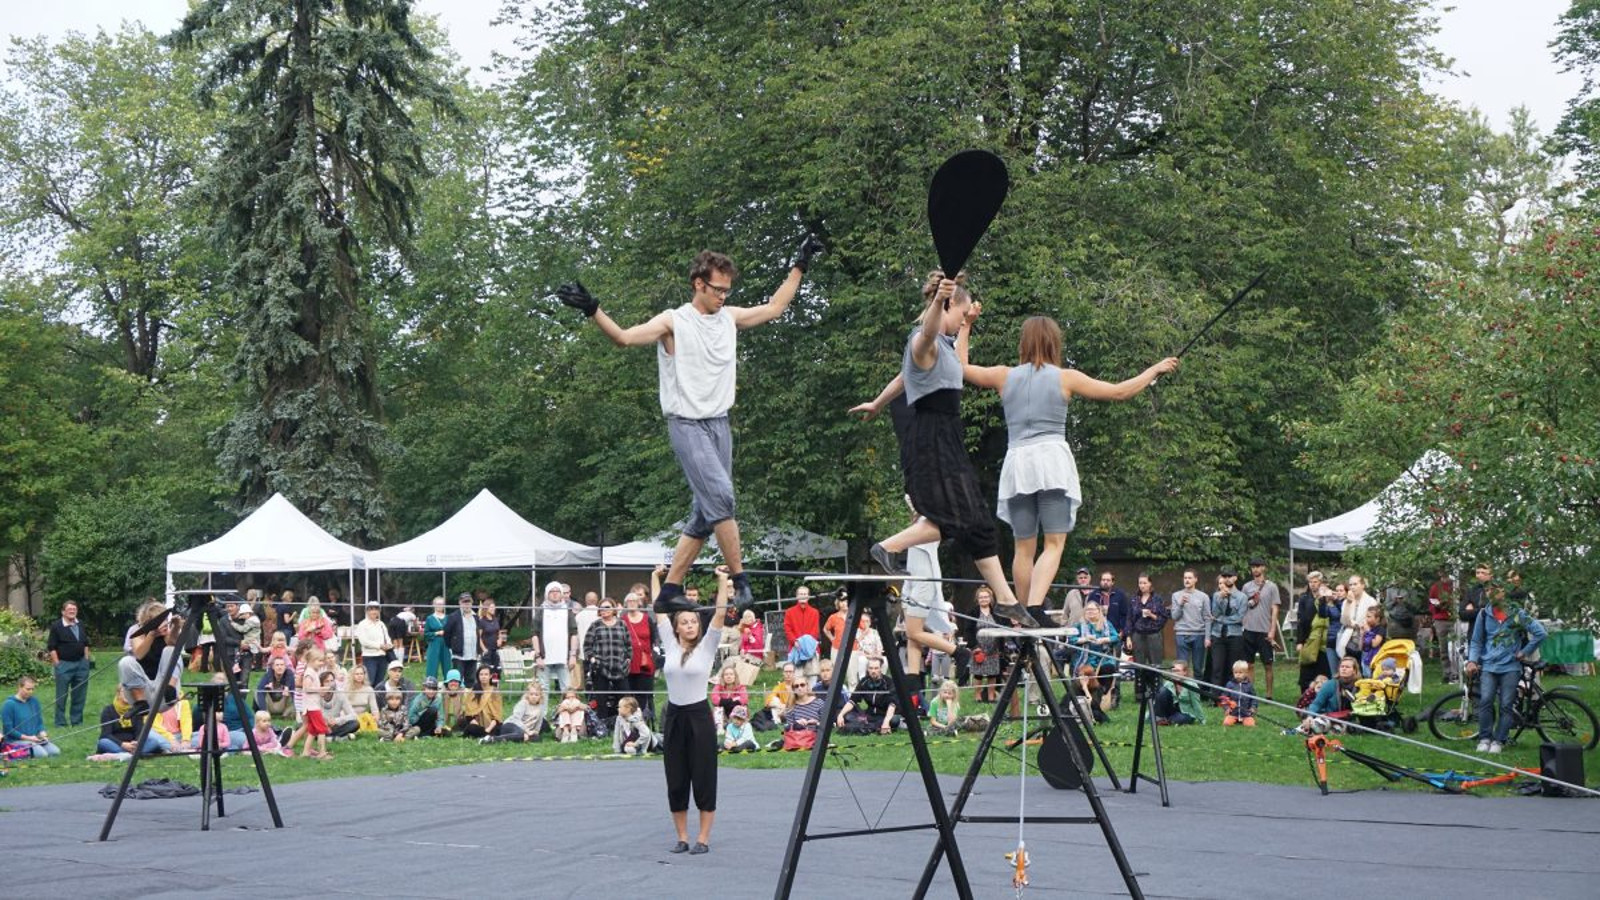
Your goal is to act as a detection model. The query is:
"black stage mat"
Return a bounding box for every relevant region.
[3,759,1596,898]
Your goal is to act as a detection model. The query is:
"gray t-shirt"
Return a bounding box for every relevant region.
[1240,578,1281,633]
[902,328,962,405]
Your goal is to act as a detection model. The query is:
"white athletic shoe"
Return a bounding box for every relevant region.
[1476,739,1491,753]
[1487,741,1503,754]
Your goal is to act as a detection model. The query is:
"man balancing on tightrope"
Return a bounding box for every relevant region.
[557,236,825,614]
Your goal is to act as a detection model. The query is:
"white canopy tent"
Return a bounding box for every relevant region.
[366,489,600,603]
[1288,451,1453,589]
[165,492,366,623]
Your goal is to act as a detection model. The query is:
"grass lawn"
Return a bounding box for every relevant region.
[3,655,1595,795]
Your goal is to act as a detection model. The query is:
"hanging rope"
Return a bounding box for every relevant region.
[1010,665,1030,894]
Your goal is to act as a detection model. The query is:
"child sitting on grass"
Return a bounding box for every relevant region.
[928,680,961,737]
[554,689,587,743]
[377,691,410,742]
[251,710,288,756]
[1220,660,1258,727]
[722,705,758,752]
[612,696,657,755]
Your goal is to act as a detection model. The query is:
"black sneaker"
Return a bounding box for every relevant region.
[653,582,695,615]
[994,601,1038,628]
[870,542,907,576]
[731,572,754,611]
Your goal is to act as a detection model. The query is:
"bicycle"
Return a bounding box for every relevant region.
[1425,660,1598,750]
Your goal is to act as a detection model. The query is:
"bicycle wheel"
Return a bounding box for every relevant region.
[1535,694,1599,751]
[1426,687,1478,742]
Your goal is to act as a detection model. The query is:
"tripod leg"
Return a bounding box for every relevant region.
[1032,649,1144,899]
[775,590,861,900]
[199,696,213,832]
[1127,692,1147,795]
[1145,693,1170,807]
[213,605,284,828]
[913,648,1026,898]
[1061,681,1122,790]
[877,593,972,900]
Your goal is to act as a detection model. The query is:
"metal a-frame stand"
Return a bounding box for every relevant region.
[774,575,973,899]
[99,590,285,840]
[914,630,1143,899]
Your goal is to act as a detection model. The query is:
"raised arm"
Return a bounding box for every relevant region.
[711,566,731,629]
[909,280,953,369]
[955,302,1009,391]
[849,373,904,420]
[556,280,673,347]
[1061,357,1179,402]
[727,235,825,330]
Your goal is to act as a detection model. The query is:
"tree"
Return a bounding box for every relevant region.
[489,0,1475,566]
[173,0,457,542]
[1299,211,1600,622]
[0,26,217,381]
[1552,0,1600,196]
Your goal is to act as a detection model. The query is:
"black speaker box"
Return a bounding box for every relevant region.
[1539,742,1584,796]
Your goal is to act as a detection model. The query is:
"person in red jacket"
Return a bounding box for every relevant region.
[784,587,822,675]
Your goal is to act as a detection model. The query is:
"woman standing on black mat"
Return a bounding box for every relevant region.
[655,564,730,854]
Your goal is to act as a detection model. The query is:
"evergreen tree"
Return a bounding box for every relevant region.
[173,0,456,541]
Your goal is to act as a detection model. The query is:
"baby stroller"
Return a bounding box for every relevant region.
[1352,639,1423,732]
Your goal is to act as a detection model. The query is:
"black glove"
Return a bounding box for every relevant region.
[555,281,598,317]
[793,234,826,273]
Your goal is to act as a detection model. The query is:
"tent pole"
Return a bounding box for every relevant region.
[349,566,356,624]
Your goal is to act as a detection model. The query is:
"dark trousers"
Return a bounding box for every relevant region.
[1210,634,1245,696]
[362,656,387,690]
[662,700,717,813]
[329,719,359,739]
[588,670,625,722]
[627,672,656,722]
[414,707,441,735]
[54,658,90,725]
[489,722,538,743]
[451,657,478,688]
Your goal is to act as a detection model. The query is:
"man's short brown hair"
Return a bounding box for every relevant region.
[689,251,737,285]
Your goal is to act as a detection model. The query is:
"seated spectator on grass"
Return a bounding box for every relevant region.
[407,677,448,738]
[1067,664,1109,724]
[152,692,194,753]
[841,657,898,735]
[1152,661,1205,726]
[2,677,60,758]
[928,680,961,737]
[456,665,503,739]
[377,692,411,742]
[264,631,291,668]
[251,710,289,756]
[344,665,380,732]
[97,685,168,756]
[1221,660,1259,727]
[323,671,360,740]
[484,682,547,744]
[613,695,657,755]
[440,669,467,731]
[812,657,849,709]
[1074,602,1119,676]
[554,689,587,743]
[1305,657,1359,720]
[378,659,415,710]
[722,705,758,752]
[785,678,825,733]
[710,665,747,732]
[763,662,797,725]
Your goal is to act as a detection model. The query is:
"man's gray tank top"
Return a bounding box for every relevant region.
[1002,364,1068,446]
[902,327,963,405]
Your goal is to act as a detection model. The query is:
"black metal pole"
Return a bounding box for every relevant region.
[774,587,861,899]
[912,649,1027,898]
[1030,647,1144,899]
[873,589,972,900]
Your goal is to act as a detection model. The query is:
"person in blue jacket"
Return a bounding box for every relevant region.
[1465,579,1546,754]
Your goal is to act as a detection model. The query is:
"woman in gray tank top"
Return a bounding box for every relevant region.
[961,315,1177,618]
[852,272,1037,629]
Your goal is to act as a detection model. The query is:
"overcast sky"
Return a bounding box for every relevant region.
[1,0,1585,134]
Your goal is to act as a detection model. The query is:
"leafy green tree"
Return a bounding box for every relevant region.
[0,26,217,381]
[1300,211,1600,621]
[40,485,199,633]
[173,0,457,542]
[1552,0,1600,196]
[489,0,1478,568]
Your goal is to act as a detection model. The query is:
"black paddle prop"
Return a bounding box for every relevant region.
[928,150,1009,276]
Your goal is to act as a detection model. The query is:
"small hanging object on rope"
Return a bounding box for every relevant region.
[1009,667,1031,895]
